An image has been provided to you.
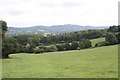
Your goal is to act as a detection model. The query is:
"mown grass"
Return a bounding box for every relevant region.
[0,60,2,79]
[2,45,118,78]
[90,37,105,47]
[0,37,2,79]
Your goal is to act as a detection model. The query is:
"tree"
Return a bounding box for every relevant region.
[0,20,7,37]
[95,41,110,47]
[24,43,35,53]
[80,39,92,48]
[29,43,36,53]
[19,44,26,53]
[14,34,43,46]
[105,33,118,44]
[70,41,79,50]
[45,45,58,52]
[24,44,30,53]
[1,21,20,58]
[55,44,65,51]
[86,30,103,39]
[79,41,85,49]
[107,25,119,32]
[0,20,7,58]
[64,43,71,50]
[116,32,120,43]
[34,47,44,53]
[2,37,20,58]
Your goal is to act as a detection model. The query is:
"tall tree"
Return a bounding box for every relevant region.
[0,20,7,37]
[1,21,20,58]
[0,20,8,58]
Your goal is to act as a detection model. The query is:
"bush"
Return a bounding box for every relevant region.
[29,43,36,53]
[24,43,36,53]
[105,33,118,45]
[34,47,44,53]
[45,45,58,52]
[64,43,71,50]
[19,44,26,53]
[2,37,20,58]
[95,41,110,47]
[116,32,120,43]
[76,47,80,50]
[107,25,119,32]
[70,41,79,50]
[80,39,92,48]
[79,41,85,49]
[38,45,46,50]
[55,44,65,51]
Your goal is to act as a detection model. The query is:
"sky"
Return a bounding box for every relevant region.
[0,0,119,27]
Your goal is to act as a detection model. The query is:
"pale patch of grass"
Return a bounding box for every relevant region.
[90,37,105,47]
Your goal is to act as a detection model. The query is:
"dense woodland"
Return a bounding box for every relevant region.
[1,20,120,58]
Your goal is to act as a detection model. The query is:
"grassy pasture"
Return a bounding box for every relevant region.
[0,60,2,79]
[2,45,118,78]
[90,37,105,47]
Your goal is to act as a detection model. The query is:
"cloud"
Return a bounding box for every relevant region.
[39,2,55,8]
[0,0,119,27]
[62,2,81,8]
[7,10,24,16]
[38,1,81,8]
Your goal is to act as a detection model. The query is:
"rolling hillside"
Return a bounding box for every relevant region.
[6,24,108,36]
[2,45,118,78]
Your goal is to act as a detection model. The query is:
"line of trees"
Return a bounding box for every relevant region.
[1,20,120,58]
[39,29,106,44]
[14,29,106,46]
[18,39,92,54]
[95,26,120,47]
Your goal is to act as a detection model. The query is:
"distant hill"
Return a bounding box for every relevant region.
[6,24,109,36]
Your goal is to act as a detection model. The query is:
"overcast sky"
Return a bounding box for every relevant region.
[0,0,119,27]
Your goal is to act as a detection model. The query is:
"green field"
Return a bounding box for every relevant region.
[90,37,105,47]
[2,45,118,78]
[0,60,2,79]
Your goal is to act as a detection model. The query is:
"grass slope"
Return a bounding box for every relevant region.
[2,45,118,78]
[0,60,2,79]
[90,37,105,47]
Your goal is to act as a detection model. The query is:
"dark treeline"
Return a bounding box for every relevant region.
[14,34,44,46]
[95,25,120,47]
[13,25,120,54]
[40,29,106,44]
[107,25,120,32]
[1,20,120,58]
[12,29,106,54]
